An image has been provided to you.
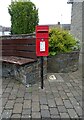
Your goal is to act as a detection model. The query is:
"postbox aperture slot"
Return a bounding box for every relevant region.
[37,30,48,33]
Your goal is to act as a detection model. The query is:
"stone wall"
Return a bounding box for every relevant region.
[2,57,47,85]
[47,51,79,73]
[82,2,84,77]
[70,2,84,72]
[70,2,82,41]
[1,34,47,85]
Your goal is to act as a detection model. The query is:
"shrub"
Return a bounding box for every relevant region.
[49,28,80,56]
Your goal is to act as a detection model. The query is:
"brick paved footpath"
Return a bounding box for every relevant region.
[0,70,83,119]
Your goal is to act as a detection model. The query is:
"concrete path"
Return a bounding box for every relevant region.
[1,70,82,119]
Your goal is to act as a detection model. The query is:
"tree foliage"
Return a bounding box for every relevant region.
[8,0,39,34]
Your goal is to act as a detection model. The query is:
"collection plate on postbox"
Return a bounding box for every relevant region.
[36,25,49,56]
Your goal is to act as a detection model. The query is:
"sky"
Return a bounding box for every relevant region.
[0,0,72,27]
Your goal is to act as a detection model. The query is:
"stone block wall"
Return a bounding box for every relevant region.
[71,2,82,41]
[82,2,84,77]
[47,51,79,73]
[2,57,47,85]
[70,2,84,72]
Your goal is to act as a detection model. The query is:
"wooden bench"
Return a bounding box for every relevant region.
[0,36,41,85]
[1,37,37,65]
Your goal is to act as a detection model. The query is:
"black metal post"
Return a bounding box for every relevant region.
[41,56,43,89]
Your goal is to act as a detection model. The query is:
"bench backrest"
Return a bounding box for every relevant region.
[1,38,37,60]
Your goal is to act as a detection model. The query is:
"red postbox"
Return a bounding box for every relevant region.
[36,25,49,56]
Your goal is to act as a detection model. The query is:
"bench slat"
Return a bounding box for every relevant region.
[2,45,35,51]
[2,51,16,56]
[2,51,37,59]
[2,38,35,45]
[15,51,37,59]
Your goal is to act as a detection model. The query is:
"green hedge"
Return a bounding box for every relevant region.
[49,28,80,56]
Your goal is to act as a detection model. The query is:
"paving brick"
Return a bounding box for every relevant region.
[55,98,64,105]
[49,108,59,115]
[42,118,51,120]
[25,87,32,93]
[68,87,75,91]
[21,114,31,118]
[58,105,67,113]
[41,105,48,110]
[2,93,10,98]
[71,90,79,97]
[2,98,8,107]
[59,91,66,95]
[62,85,69,90]
[18,88,25,93]
[60,113,69,118]
[64,89,71,93]
[77,90,82,96]
[51,114,60,118]
[67,109,78,118]
[13,103,22,113]
[12,85,19,89]
[63,100,73,108]
[2,89,5,94]
[57,86,64,91]
[23,100,31,109]
[48,100,56,107]
[74,106,82,116]
[79,101,82,107]
[41,109,50,118]
[11,89,19,95]
[11,114,21,118]
[71,83,79,87]
[67,92,74,97]
[5,100,15,109]
[8,83,15,87]
[8,95,16,100]
[32,102,40,112]
[2,79,10,85]
[24,93,31,100]
[75,96,82,102]
[53,92,60,98]
[15,98,23,103]
[66,83,72,87]
[5,88,12,93]
[69,97,80,106]
[2,86,7,90]
[32,95,39,101]
[22,109,31,115]
[40,98,48,105]
[1,110,12,118]
[49,82,56,87]
[39,94,46,99]
[46,93,54,99]
[32,112,41,118]
[17,92,24,98]
[32,90,39,95]
[60,94,68,100]
[52,89,59,94]
[45,86,51,90]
